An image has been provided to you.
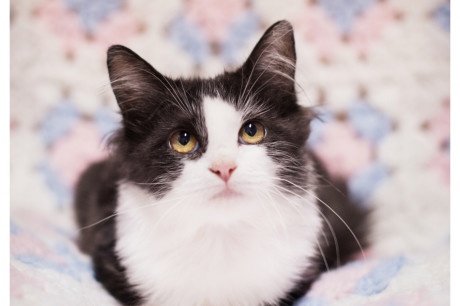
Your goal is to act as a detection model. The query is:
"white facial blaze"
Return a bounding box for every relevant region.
[115,96,322,306]
[202,97,241,166]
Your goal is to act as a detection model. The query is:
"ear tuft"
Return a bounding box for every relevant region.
[107,45,160,109]
[242,20,296,91]
[107,45,167,135]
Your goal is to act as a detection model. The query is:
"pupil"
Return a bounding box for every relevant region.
[244,123,257,137]
[178,131,190,146]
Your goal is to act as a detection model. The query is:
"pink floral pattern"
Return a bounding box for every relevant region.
[295,1,398,60]
[426,98,450,185]
[36,0,87,53]
[314,122,373,179]
[350,1,397,56]
[307,260,377,300]
[294,7,341,61]
[428,98,450,144]
[428,151,449,185]
[36,0,140,53]
[10,266,44,298]
[186,0,248,43]
[48,121,107,188]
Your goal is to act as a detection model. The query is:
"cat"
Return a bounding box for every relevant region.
[74,20,368,306]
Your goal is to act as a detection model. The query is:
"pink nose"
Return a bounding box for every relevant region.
[209,162,237,183]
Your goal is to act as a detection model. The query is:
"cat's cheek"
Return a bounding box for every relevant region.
[176,159,223,197]
[230,145,278,189]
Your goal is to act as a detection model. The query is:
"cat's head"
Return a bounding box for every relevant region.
[108,21,315,216]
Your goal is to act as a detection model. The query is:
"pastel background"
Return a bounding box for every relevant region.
[10,0,450,305]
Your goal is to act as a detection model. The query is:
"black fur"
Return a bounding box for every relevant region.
[74,20,368,306]
[75,160,143,305]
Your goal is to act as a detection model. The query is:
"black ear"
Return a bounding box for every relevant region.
[107,45,169,135]
[241,20,296,94]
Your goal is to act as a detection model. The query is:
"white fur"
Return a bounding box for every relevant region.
[115,97,322,306]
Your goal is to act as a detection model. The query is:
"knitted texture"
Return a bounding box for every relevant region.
[11,0,450,304]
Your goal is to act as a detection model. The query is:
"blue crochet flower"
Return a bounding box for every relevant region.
[222,12,260,65]
[347,100,392,145]
[38,161,72,208]
[10,220,21,235]
[318,0,377,34]
[15,253,84,281]
[64,0,123,34]
[434,2,450,32]
[94,108,120,138]
[40,99,80,147]
[55,242,94,277]
[169,16,210,65]
[294,296,327,306]
[354,256,406,296]
[348,161,388,207]
[307,106,335,147]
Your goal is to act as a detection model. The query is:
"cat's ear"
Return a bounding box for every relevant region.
[241,20,296,94]
[107,45,168,135]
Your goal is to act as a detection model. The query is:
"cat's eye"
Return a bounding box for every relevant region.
[239,122,265,145]
[170,131,198,153]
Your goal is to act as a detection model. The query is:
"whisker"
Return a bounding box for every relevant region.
[271,184,340,267]
[315,174,347,198]
[149,198,187,232]
[263,190,289,241]
[275,177,366,260]
[254,191,279,235]
[78,200,162,231]
[269,187,331,270]
[78,189,200,232]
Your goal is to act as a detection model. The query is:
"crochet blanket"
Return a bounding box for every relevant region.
[11,208,449,305]
[11,0,450,305]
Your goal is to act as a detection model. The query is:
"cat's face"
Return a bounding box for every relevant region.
[108,21,314,220]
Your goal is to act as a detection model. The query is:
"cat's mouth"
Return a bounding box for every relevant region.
[211,187,242,200]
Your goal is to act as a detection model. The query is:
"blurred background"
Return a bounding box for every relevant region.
[11,0,450,304]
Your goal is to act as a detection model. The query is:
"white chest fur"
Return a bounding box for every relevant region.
[115,182,321,306]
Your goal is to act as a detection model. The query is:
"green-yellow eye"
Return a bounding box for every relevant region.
[239,122,265,144]
[170,131,198,153]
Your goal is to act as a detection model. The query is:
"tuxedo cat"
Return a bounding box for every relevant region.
[75,20,368,306]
